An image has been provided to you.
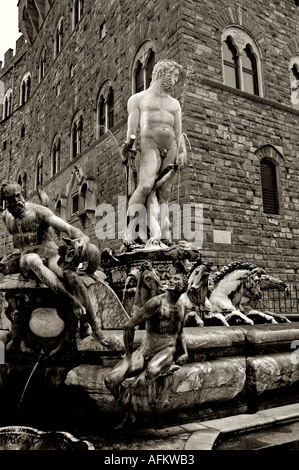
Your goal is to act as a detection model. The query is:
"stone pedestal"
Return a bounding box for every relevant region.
[0,271,129,360]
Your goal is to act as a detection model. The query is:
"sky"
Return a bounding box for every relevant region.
[0,2,21,65]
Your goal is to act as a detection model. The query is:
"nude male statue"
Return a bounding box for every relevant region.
[1,182,110,347]
[122,59,187,249]
[104,271,188,427]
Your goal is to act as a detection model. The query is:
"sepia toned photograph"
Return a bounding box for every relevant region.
[0,0,299,458]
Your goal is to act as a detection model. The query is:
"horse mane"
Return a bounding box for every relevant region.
[213,261,258,286]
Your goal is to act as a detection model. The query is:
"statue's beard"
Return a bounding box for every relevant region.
[163,73,175,93]
[8,202,26,219]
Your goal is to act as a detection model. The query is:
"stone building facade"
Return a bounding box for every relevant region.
[0,0,299,288]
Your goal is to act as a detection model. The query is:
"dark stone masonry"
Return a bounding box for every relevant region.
[0,0,298,287]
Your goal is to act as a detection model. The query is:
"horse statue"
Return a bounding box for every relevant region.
[180,260,216,327]
[240,273,290,323]
[130,261,165,317]
[184,261,265,326]
[208,262,273,325]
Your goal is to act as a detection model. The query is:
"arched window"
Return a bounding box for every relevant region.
[146,48,155,89]
[256,146,281,215]
[289,56,299,110]
[16,171,27,199]
[71,111,83,159]
[51,134,61,176]
[107,87,114,129]
[73,0,84,29]
[36,153,43,188]
[55,17,63,56]
[135,60,144,93]
[242,45,259,95]
[2,89,13,120]
[98,96,106,136]
[221,27,262,96]
[223,37,239,89]
[39,47,46,82]
[97,82,115,137]
[20,73,31,105]
[55,199,62,217]
[131,42,156,94]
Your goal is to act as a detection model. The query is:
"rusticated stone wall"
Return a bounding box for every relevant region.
[0,0,298,288]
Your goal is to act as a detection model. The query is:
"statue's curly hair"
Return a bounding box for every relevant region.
[151,59,183,82]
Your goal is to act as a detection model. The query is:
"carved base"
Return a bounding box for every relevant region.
[0,274,80,360]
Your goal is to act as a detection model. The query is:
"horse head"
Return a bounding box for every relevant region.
[132,261,165,314]
[259,274,289,292]
[187,260,213,306]
[243,267,266,301]
[140,261,165,295]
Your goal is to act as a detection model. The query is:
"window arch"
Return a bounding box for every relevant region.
[51,134,61,176]
[55,17,63,57]
[39,46,47,82]
[35,153,43,189]
[131,42,156,94]
[97,81,115,137]
[223,37,239,89]
[289,56,299,110]
[71,111,83,159]
[222,27,262,96]
[242,44,259,95]
[20,72,31,105]
[256,146,281,215]
[2,88,13,120]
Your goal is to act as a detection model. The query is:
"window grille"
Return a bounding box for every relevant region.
[260,159,279,215]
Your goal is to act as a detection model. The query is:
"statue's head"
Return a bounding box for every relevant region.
[151,59,183,92]
[167,272,188,295]
[1,182,26,218]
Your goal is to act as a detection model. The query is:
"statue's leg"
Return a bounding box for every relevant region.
[157,144,178,244]
[62,269,111,347]
[20,253,85,318]
[146,190,161,243]
[131,346,175,405]
[123,146,160,245]
[104,349,145,425]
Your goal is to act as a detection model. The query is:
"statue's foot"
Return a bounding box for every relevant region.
[114,413,136,431]
[72,301,86,318]
[167,364,181,374]
[20,340,34,354]
[92,328,113,348]
[145,238,168,250]
[120,237,143,252]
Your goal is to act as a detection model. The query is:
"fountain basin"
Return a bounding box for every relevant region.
[0,426,94,450]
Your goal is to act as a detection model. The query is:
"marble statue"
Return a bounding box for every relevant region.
[121,59,187,250]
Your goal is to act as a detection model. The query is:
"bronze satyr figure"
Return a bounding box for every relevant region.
[1,181,110,347]
[104,271,188,428]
